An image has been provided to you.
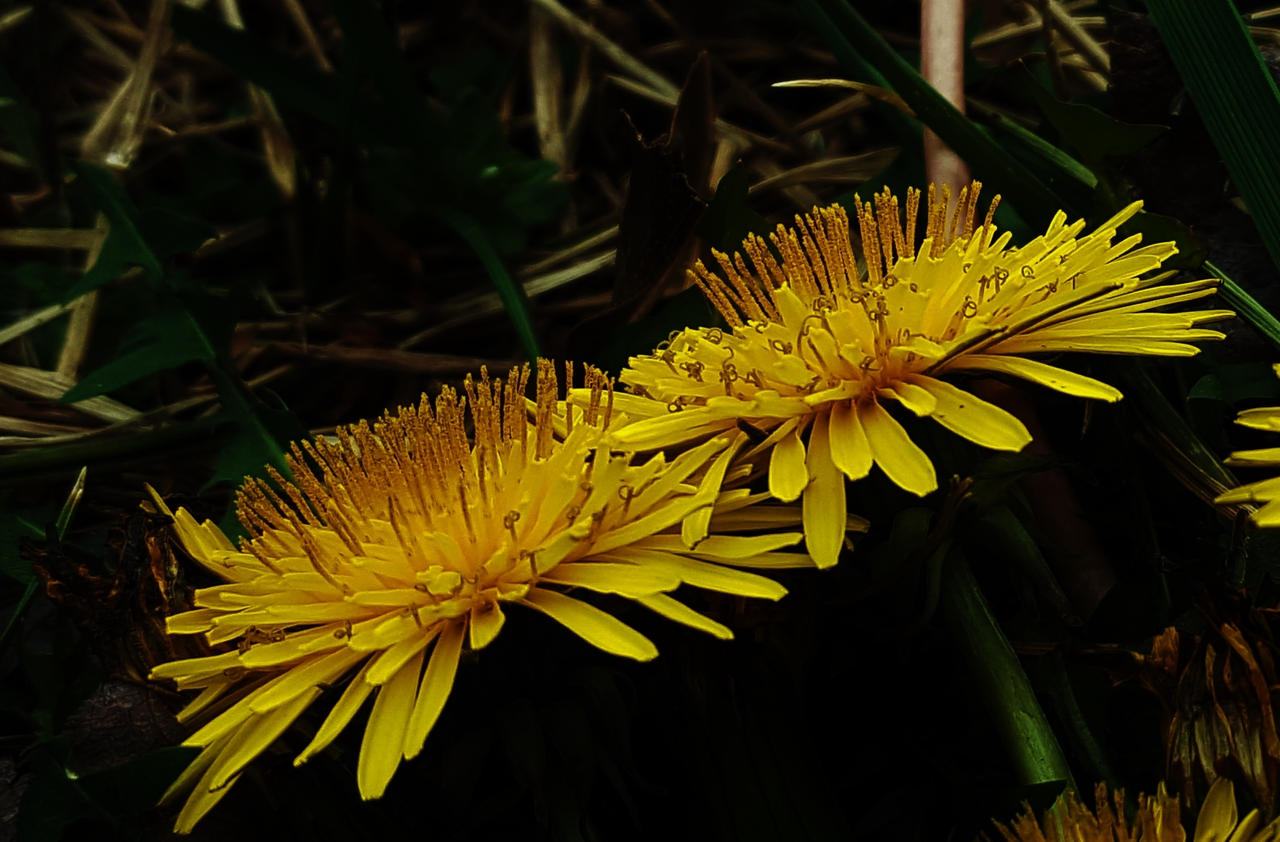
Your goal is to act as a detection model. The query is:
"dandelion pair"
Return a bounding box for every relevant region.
[149,182,1231,831]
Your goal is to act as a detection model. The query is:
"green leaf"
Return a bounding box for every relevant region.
[204,402,303,493]
[437,209,541,363]
[1115,361,1236,492]
[64,162,161,300]
[939,551,1074,790]
[1189,363,1280,405]
[1207,260,1280,350]
[1146,0,1280,275]
[978,105,1097,192]
[1022,72,1167,163]
[61,309,214,402]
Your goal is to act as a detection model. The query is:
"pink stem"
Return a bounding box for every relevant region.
[920,0,970,193]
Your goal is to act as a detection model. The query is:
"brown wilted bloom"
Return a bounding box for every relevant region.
[1124,605,1280,818]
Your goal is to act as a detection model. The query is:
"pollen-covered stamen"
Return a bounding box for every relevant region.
[535,358,558,459]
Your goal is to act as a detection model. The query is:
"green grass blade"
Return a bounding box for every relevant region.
[1206,260,1280,351]
[1116,362,1236,495]
[438,209,541,363]
[1146,0,1280,275]
[800,0,1068,225]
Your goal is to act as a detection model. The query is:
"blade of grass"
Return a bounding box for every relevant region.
[1115,361,1236,500]
[0,416,224,485]
[1146,0,1280,275]
[54,466,86,540]
[1206,260,1280,351]
[438,209,541,363]
[800,0,1069,225]
[790,2,918,144]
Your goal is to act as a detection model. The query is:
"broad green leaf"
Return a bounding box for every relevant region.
[1022,72,1167,163]
[1189,363,1280,405]
[61,309,214,402]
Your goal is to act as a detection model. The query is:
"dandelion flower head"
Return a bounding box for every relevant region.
[149,361,810,832]
[989,781,1182,842]
[613,183,1231,567]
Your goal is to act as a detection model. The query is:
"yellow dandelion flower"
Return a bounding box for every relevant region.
[991,779,1280,842]
[989,782,1182,842]
[1216,364,1280,525]
[612,182,1231,567]
[148,361,810,833]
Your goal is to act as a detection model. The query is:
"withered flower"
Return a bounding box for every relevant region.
[1125,609,1280,816]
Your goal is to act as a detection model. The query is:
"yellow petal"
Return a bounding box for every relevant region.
[521,588,657,661]
[542,562,680,597]
[877,381,937,416]
[682,437,741,547]
[294,662,377,766]
[357,647,425,800]
[1216,477,1280,505]
[1195,778,1237,842]
[635,593,732,639]
[946,354,1123,401]
[1228,813,1263,842]
[177,678,234,723]
[469,602,505,649]
[1253,498,1280,528]
[208,687,321,790]
[596,550,786,600]
[1226,447,1280,466]
[172,738,240,834]
[250,647,365,712]
[404,621,464,759]
[608,407,730,449]
[166,608,220,635]
[365,629,434,686]
[1235,407,1280,432]
[827,399,873,481]
[634,532,803,559]
[768,426,810,502]
[802,410,846,569]
[860,400,937,496]
[162,736,226,807]
[904,374,1031,452]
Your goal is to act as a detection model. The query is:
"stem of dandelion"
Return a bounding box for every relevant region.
[938,550,1076,792]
